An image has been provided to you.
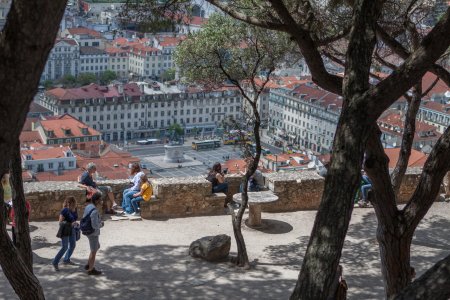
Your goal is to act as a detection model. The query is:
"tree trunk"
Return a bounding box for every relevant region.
[10,141,33,271]
[0,0,68,298]
[0,181,45,300]
[377,226,413,297]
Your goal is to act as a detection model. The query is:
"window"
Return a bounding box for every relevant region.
[69,161,74,168]
[48,163,54,169]
[58,162,64,169]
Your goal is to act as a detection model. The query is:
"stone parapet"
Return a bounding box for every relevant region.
[263,171,325,211]
[24,170,424,221]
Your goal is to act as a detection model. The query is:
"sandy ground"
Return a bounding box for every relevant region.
[1,202,450,300]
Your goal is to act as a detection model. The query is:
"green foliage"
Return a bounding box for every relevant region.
[43,80,54,89]
[77,73,98,86]
[161,68,176,82]
[174,14,296,86]
[99,70,118,85]
[168,122,184,136]
[60,74,77,87]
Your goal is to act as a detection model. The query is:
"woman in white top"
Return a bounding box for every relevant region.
[122,163,144,214]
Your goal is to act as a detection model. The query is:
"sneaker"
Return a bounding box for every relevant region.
[131,212,140,216]
[87,268,102,276]
[52,263,59,271]
[63,260,76,265]
[105,209,116,215]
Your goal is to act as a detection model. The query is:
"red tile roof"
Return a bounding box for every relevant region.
[38,114,101,139]
[46,83,143,101]
[384,148,427,168]
[22,117,39,131]
[67,27,102,38]
[56,38,78,46]
[156,35,186,47]
[422,101,450,114]
[21,146,72,160]
[20,131,42,144]
[422,72,449,96]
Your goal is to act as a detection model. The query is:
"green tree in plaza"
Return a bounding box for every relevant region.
[122,0,450,298]
[60,74,77,87]
[0,1,68,299]
[99,70,118,85]
[160,68,176,82]
[175,13,295,267]
[167,122,184,141]
[77,72,98,86]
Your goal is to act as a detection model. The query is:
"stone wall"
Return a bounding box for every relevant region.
[24,169,424,221]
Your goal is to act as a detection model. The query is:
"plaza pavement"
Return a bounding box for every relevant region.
[1,202,450,300]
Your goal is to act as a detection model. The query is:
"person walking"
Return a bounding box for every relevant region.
[52,197,79,271]
[83,193,104,275]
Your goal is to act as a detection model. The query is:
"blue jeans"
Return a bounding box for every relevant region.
[361,184,372,201]
[130,196,143,213]
[53,227,76,265]
[123,189,137,213]
[213,183,228,193]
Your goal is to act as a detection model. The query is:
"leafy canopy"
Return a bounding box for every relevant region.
[175,14,297,86]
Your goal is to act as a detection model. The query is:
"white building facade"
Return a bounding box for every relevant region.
[41,38,80,82]
[268,85,341,154]
[38,82,244,142]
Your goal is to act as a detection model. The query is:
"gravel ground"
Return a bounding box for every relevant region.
[1,202,450,300]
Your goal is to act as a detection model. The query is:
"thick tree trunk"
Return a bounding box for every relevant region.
[378,227,413,297]
[10,141,33,271]
[0,176,44,300]
[0,0,68,298]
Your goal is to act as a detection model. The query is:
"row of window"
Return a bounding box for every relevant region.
[81,58,107,63]
[26,161,75,171]
[91,114,236,131]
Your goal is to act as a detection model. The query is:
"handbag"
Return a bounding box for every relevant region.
[56,221,72,238]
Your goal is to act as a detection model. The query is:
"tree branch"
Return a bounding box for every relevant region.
[367,7,450,118]
[267,0,343,95]
[391,83,421,197]
[364,125,398,228]
[376,24,450,87]
[205,0,288,31]
[403,125,450,231]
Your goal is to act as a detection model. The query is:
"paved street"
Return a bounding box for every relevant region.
[127,137,282,178]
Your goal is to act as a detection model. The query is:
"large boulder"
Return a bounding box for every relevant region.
[189,234,231,262]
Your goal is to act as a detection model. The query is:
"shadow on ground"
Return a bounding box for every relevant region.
[1,243,295,300]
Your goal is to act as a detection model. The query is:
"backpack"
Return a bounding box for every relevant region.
[80,207,96,236]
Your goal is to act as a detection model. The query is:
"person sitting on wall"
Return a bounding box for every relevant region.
[240,157,265,192]
[206,162,229,194]
[358,172,373,208]
[79,163,117,214]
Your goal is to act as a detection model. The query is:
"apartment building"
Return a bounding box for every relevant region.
[418,101,450,134]
[38,82,243,142]
[0,0,10,29]
[80,46,109,75]
[33,114,102,151]
[62,26,106,49]
[41,38,80,82]
[378,111,441,151]
[128,44,162,79]
[269,83,342,154]
[106,47,129,78]
[21,146,77,173]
